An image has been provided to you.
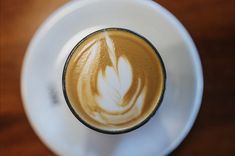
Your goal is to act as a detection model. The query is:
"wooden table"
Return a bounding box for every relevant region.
[1,0,235,155]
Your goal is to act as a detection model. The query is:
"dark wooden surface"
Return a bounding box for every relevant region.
[0,0,235,155]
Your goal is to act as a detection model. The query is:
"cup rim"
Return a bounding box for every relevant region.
[62,27,167,134]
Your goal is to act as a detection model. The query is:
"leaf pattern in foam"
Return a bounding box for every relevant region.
[104,32,117,68]
[96,55,133,113]
[96,71,121,112]
[117,56,132,97]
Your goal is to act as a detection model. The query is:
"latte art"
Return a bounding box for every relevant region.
[77,33,146,125]
[64,28,166,132]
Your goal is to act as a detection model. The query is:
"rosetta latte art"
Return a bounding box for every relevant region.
[77,33,146,124]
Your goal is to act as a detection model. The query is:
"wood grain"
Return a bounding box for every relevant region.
[0,0,235,155]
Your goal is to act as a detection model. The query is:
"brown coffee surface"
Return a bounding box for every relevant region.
[64,28,165,132]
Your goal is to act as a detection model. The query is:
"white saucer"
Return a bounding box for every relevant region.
[21,0,203,155]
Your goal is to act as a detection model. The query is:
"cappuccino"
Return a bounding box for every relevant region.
[63,28,166,133]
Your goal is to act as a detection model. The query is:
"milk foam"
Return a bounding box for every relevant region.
[76,32,146,125]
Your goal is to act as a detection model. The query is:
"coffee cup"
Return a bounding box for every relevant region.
[62,28,166,134]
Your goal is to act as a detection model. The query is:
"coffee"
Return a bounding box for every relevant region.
[63,28,166,133]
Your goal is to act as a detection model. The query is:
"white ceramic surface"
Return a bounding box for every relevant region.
[21,0,203,155]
